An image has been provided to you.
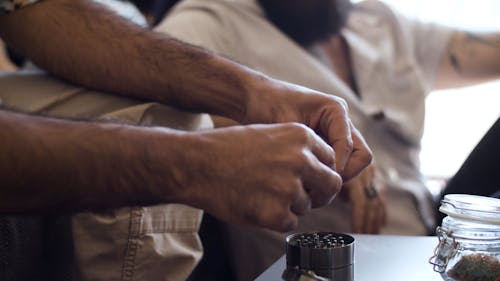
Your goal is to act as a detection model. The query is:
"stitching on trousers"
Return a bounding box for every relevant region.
[121,207,142,281]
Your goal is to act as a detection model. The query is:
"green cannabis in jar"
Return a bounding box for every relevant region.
[448,253,500,281]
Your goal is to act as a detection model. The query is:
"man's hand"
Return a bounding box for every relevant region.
[0,0,371,183]
[339,164,387,234]
[244,79,372,181]
[162,123,343,232]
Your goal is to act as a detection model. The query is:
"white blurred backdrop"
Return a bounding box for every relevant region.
[354,0,500,179]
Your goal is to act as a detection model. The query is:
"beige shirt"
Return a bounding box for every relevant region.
[158,0,453,231]
[156,1,453,279]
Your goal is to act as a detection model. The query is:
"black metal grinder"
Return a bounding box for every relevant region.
[283,232,355,281]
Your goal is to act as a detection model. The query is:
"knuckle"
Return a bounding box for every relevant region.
[333,97,349,112]
[287,122,307,131]
[288,149,312,174]
[326,149,336,167]
[345,137,355,150]
[357,149,373,169]
[343,138,354,152]
[281,182,302,200]
[300,151,316,174]
[325,96,348,114]
[297,150,311,165]
[291,180,305,196]
[334,138,354,156]
[288,123,313,139]
[329,178,343,195]
[325,174,342,195]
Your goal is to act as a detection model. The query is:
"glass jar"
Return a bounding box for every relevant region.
[429,194,500,281]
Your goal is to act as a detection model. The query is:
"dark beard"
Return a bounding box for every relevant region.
[129,0,181,25]
[257,0,353,47]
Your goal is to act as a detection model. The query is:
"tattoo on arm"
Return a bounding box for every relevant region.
[448,31,500,74]
[449,51,462,74]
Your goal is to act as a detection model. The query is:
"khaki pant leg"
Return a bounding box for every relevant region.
[0,71,212,281]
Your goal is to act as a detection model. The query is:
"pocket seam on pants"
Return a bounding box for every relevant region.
[121,207,143,281]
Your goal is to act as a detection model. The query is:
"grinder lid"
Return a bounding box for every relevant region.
[286,232,355,270]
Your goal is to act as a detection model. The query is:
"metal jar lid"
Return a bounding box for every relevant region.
[439,194,500,224]
[286,232,355,270]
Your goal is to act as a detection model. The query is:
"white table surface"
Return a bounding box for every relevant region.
[255,234,444,281]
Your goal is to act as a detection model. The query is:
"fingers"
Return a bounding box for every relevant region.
[377,189,388,228]
[361,186,387,234]
[347,176,367,233]
[341,124,372,182]
[256,181,308,233]
[345,165,386,234]
[298,125,342,208]
[267,124,342,231]
[308,128,336,169]
[351,191,366,233]
[319,102,371,180]
[259,206,299,233]
[239,124,341,233]
[322,102,353,174]
[302,152,343,208]
[377,198,388,229]
[274,210,299,233]
[198,120,366,234]
[290,179,312,216]
[363,198,379,234]
[352,196,382,234]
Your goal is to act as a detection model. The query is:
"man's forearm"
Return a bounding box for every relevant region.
[0,109,188,213]
[0,0,260,122]
[436,31,500,89]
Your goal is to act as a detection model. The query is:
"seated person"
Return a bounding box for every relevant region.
[155,0,500,280]
[0,0,371,280]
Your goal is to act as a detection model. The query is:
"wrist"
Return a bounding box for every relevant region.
[136,128,223,211]
[127,127,193,205]
[240,72,284,125]
[199,55,283,124]
[200,56,254,122]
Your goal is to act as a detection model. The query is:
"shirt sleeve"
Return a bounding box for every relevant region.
[397,13,455,94]
[154,5,236,58]
[0,0,39,15]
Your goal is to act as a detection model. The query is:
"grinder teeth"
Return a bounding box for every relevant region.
[293,233,348,249]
